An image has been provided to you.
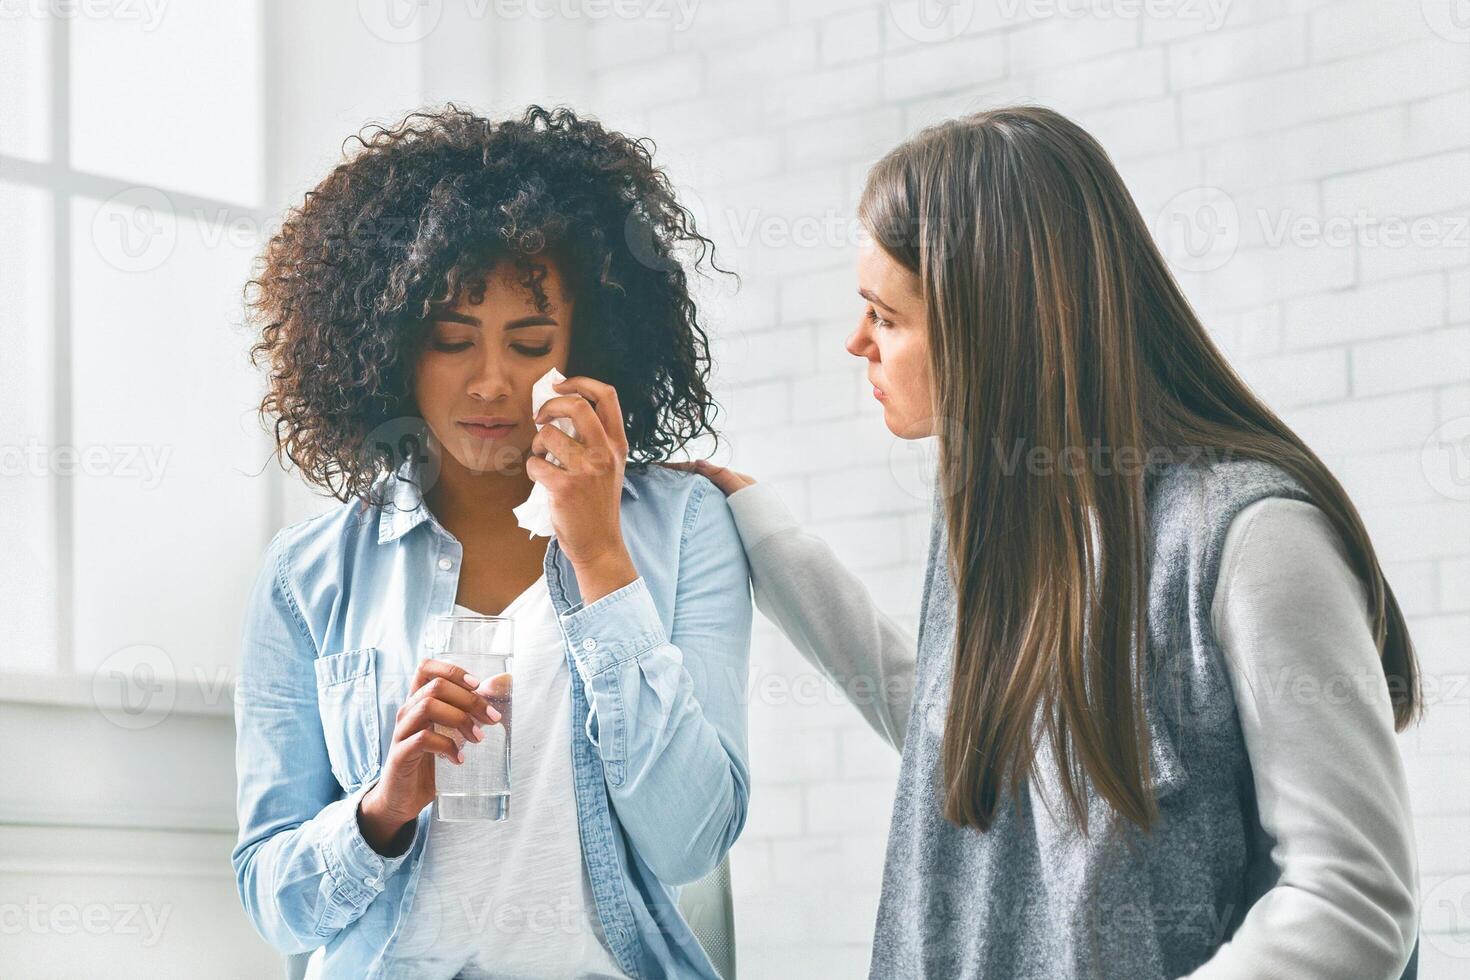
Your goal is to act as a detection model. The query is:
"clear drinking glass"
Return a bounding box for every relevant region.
[426,614,514,821]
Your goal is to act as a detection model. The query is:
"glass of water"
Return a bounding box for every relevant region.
[426,614,514,821]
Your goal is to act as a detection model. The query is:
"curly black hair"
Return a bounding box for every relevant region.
[247,103,728,504]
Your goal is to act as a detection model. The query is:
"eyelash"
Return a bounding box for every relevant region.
[865,308,893,329]
[432,342,552,357]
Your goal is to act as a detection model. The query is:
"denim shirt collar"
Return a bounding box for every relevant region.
[374,452,640,545]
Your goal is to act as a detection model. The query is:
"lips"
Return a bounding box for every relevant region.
[457,418,518,440]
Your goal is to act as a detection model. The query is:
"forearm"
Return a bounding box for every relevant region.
[592,642,747,883]
[561,575,750,885]
[234,774,418,953]
[727,482,917,751]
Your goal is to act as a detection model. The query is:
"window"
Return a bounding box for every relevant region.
[1,5,271,686]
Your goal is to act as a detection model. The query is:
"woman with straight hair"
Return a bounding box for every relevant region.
[671,105,1422,979]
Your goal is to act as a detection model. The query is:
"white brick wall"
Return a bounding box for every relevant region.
[566,1,1470,974]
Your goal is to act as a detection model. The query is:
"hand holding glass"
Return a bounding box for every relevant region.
[427,614,515,821]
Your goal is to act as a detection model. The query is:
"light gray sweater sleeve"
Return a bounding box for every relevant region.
[1186,497,1420,979]
[725,482,917,752]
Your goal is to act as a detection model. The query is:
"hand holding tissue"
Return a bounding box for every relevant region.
[517,368,640,604]
[513,367,577,538]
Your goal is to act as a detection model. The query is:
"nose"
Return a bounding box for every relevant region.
[466,346,513,403]
[845,318,877,360]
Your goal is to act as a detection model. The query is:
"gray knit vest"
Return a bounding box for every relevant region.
[868,459,1419,978]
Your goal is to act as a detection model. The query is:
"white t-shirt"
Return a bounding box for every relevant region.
[401,574,630,980]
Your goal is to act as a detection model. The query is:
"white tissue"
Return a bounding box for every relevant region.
[513,367,578,538]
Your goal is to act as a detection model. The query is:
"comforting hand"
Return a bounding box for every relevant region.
[527,375,639,604]
[660,459,757,498]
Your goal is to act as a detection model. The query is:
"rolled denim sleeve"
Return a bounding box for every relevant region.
[230,529,422,953]
[559,477,753,886]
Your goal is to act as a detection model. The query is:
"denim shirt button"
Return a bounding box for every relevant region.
[582,638,597,651]
[437,557,452,571]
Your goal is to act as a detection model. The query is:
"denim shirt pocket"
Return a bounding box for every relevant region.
[314,646,383,792]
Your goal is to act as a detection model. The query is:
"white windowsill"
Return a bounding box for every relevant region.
[0,669,237,719]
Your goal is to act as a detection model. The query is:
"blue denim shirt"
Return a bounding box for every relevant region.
[230,458,752,978]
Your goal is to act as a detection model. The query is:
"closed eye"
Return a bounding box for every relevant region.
[433,341,472,352]
[865,307,893,329]
[513,345,553,357]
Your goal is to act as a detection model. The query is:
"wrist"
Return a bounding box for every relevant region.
[573,546,638,606]
[358,785,415,857]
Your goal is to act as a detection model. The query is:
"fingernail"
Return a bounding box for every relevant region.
[471,725,484,741]
[485,704,502,722]
[463,673,480,687]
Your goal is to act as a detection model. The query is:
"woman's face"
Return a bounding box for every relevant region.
[412,259,574,477]
[848,240,935,439]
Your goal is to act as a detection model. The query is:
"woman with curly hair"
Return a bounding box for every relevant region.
[230,104,751,980]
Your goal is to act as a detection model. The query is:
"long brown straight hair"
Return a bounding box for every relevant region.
[858,106,1422,836]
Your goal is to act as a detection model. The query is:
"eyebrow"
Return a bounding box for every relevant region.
[858,288,897,314]
[431,311,559,330]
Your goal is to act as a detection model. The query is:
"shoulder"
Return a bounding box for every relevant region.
[1214,496,1364,625]
[257,496,381,591]
[1220,496,1342,568]
[623,465,749,587]
[1148,456,1308,517]
[624,461,712,502]
[1147,456,1316,567]
[624,463,729,541]
[1210,497,1381,729]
